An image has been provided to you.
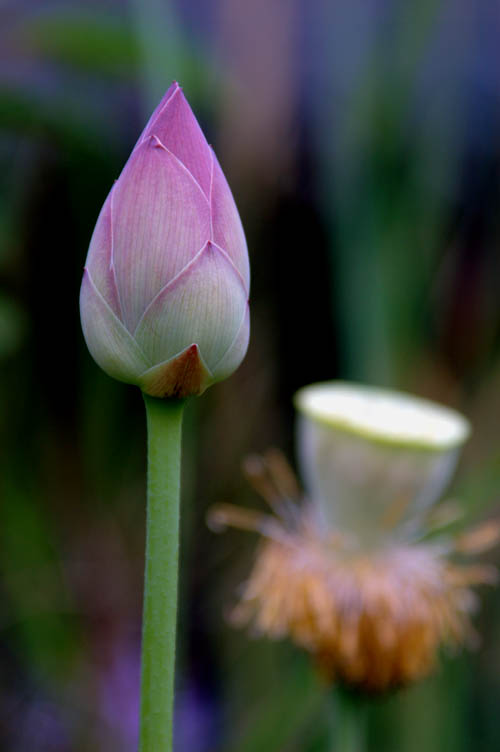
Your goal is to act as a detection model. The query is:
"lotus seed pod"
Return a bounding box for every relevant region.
[294,382,470,548]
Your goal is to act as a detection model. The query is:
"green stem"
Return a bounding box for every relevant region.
[329,690,367,752]
[139,394,185,752]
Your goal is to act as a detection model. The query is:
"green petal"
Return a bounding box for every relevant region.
[80,269,151,384]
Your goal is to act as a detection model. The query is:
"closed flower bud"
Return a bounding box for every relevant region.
[80,82,250,398]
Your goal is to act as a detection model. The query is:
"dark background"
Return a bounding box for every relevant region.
[1,0,500,749]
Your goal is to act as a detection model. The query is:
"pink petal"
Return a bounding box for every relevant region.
[84,190,123,319]
[210,154,250,291]
[80,270,151,384]
[137,83,212,199]
[211,303,250,381]
[135,82,179,146]
[113,138,211,333]
[134,242,248,371]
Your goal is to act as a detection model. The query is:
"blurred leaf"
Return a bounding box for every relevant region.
[454,452,500,524]
[0,292,26,359]
[0,86,117,155]
[223,651,324,752]
[0,480,79,679]
[21,12,140,78]
[370,657,470,752]
[317,0,466,384]
[129,0,219,113]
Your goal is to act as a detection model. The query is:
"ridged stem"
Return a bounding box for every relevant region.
[139,394,185,751]
[330,689,367,752]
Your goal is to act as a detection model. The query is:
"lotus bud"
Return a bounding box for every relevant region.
[80,82,250,398]
[295,382,470,549]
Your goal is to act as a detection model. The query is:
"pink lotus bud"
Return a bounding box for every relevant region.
[80,82,250,398]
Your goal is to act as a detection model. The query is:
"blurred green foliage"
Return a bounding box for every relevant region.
[0,0,500,750]
[22,12,140,77]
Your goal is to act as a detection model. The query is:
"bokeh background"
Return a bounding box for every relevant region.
[1,0,500,749]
